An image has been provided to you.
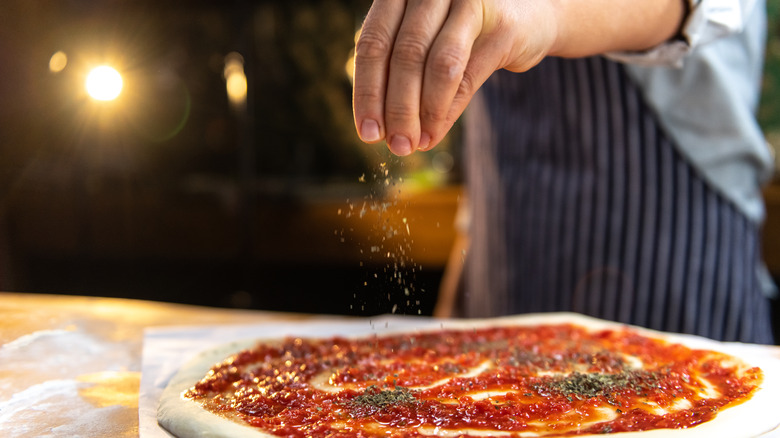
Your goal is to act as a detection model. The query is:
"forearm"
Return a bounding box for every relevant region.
[548,0,686,58]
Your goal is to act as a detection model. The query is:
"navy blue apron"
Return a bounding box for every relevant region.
[458,56,774,344]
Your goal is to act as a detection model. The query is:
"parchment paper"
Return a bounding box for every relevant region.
[139,315,780,438]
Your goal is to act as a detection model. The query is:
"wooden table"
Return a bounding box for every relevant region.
[0,292,315,437]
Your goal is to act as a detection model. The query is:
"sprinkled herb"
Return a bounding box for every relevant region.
[349,385,419,410]
[538,371,660,398]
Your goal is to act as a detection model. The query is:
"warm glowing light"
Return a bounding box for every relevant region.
[49,51,68,73]
[345,29,361,83]
[223,52,247,108]
[226,74,247,102]
[85,66,123,101]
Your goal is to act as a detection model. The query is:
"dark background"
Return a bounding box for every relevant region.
[0,0,779,341]
[0,0,461,317]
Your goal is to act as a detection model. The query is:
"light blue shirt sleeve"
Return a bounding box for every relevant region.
[614,0,771,224]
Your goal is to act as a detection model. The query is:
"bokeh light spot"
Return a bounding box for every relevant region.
[49,51,68,73]
[86,66,123,101]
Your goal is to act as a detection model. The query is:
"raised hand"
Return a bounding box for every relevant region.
[352,0,684,155]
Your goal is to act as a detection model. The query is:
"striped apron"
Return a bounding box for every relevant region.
[458,56,775,344]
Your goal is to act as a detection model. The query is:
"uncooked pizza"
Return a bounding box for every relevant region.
[157,313,780,437]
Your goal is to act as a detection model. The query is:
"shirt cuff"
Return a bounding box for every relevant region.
[605,0,753,67]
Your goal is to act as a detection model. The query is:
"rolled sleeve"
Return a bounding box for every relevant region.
[606,0,756,67]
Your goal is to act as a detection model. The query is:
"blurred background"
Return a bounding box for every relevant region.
[0,1,779,327]
[0,0,462,316]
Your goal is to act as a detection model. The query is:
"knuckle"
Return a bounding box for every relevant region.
[355,30,393,62]
[420,105,447,124]
[353,84,383,102]
[391,37,430,69]
[427,48,467,81]
[457,70,478,97]
[384,101,417,121]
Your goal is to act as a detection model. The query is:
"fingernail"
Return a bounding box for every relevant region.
[360,119,380,142]
[389,135,413,156]
[419,132,431,151]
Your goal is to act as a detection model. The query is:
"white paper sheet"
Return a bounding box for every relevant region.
[138,314,780,438]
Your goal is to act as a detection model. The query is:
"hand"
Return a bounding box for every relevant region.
[351,0,685,156]
[352,0,561,155]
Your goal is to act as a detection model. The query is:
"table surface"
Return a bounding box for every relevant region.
[0,292,318,437]
[2,292,779,438]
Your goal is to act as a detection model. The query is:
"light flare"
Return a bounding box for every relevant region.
[85,65,123,101]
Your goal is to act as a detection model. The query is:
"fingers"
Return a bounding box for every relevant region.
[352,1,406,145]
[418,0,483,151]
[383,0,451,155]
[353,0,499,156]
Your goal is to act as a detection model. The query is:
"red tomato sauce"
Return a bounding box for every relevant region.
[185,324,762,437]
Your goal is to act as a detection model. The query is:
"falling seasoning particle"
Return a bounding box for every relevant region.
[338,209,342,215]
[392,304,398,313]
[404,288,410,296]
[358,174,366,183]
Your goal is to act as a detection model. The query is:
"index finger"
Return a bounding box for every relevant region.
[352,1,406,144]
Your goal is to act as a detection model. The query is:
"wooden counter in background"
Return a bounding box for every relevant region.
[2,183,461,269]
[0,183,461,314]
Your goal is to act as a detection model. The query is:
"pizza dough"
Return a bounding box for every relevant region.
[157,313,780,438]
